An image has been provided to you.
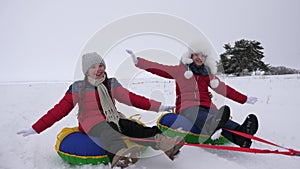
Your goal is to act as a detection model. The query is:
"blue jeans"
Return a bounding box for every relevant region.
[180,106,240,141]
[221,120,240,142]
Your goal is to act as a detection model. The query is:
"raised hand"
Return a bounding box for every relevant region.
[126,49,138,65]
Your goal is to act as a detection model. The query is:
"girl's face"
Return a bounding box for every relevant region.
[191,53,207,66]
[87,63,105,79]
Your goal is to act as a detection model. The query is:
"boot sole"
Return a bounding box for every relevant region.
[245,114,259,135]
[111,146,141,168]
[168,136,184,160]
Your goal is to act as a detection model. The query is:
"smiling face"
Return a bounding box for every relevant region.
[191,52,207,66]
[87,63,106,79]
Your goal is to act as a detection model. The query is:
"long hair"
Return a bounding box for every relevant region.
[77,75,88,117]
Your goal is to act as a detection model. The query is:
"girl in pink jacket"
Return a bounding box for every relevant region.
[127,49,259,148]
[18,52,183,168]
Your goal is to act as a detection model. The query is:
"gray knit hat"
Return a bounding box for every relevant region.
[82,52,106,74]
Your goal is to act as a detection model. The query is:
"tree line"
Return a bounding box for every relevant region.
[217,39,300,76]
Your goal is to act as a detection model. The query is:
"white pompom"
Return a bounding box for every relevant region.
[210,78,219,88]
[184,70,193,79]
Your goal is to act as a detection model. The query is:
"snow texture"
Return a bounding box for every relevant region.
[2,75,300,169]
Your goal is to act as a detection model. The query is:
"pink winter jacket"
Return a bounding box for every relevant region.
[136,57,247,113]
[32,77,161,134]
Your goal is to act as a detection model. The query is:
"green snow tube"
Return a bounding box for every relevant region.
[157,113,230,144]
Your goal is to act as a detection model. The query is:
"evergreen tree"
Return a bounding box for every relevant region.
[219,39,270,76]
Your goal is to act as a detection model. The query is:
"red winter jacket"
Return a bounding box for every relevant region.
[32,77,161,134]
[136,57,247,113]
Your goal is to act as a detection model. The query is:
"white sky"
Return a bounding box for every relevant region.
[1,0,299,82]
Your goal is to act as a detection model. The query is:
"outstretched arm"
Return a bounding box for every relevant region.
[31,92,77,133]
[211,75,257,105]
[17,85,78,136]
[211,75,247,104]
[111,78,174,112]
[126,49,180,79]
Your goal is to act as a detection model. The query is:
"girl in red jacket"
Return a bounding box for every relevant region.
[18,52,183,168]
[127,49,259,148]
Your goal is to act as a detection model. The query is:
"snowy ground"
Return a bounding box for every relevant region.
[1,74,300,169]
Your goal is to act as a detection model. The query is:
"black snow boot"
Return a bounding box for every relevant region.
[216,105,231,130]
[209,105,231,138]
[233,114,259,148]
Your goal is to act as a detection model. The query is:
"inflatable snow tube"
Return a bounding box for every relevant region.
[157,113,230,144]
[55,127,109,165]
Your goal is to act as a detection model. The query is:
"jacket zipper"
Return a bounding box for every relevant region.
[194,76,199,100]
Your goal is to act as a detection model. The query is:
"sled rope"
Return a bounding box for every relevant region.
[224,129,300,156]
[126,129,300,157]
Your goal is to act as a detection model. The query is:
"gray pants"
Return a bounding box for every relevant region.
[88,119,162,161]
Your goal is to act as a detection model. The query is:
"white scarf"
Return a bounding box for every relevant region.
[88,75,121,130]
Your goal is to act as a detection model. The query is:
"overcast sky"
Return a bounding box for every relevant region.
[1,0,299,82]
